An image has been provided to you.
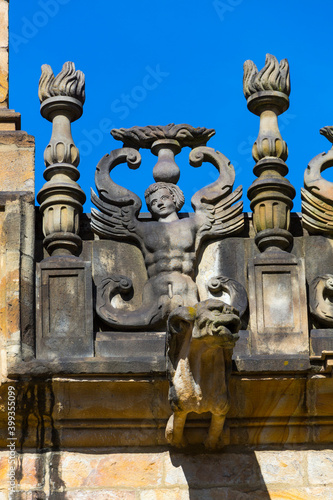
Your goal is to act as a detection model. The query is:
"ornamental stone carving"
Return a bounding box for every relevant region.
[36,62,93,361]
[91,126,244,330]
[243,55,309,369]
[37,62,86,256]
[165,299,240,449]
[244,54,295,251]
[301,126,333,235]
[309,274,333,328]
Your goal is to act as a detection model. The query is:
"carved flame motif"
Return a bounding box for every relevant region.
[38,61,85,104]
[243,54,290,99]
[111,124,215,149]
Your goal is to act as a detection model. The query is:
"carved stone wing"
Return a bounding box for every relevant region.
[189,147,244,250]
[301,127,333,235]
[91,148,143,244]
[301,187,333,234]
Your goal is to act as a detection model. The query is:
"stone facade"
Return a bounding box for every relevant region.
[0,6,332,499]
[0,449,332,499]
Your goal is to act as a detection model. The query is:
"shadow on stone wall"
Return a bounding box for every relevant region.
[169,449,271,499]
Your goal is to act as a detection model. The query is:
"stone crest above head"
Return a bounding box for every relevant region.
[111,124,216,184]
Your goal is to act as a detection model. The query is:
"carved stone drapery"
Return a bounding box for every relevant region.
[37,62,86,256]
[244,54,295,251]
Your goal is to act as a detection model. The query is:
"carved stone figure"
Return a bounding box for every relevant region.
[91,128,244,329]
[309,274,333,328]
[302,126,333,235]
[165,299,240,449]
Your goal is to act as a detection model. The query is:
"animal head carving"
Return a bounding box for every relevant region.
[167,299,240,364]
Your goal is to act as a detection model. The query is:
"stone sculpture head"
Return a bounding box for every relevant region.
[168,299,240,351]
[145,182,185,221]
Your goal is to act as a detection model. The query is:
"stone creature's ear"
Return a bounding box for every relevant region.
[168,306,197,335]
[166,306,197,368]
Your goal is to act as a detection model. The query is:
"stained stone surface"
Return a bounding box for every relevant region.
[36,256,93,360]
[0,0,8,108]
[0,449,332,499]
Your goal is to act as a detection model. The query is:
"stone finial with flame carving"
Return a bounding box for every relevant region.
[243,54,295,251]
[37,62,86,256]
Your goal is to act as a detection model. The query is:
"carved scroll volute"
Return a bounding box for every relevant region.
[37,62,86,256]
[301,127,333,235]
[244,54,295,251]
[309,274,333,328]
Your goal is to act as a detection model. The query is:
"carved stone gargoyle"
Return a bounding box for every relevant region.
[165,298,240,449]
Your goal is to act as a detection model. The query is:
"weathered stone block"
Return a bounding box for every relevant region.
[54,452,164,489]
[0,452,9,483]
[0,1,8,49]
[267,487,333,499]
[139,489,189,500]
[247,249,309,370]
[52,492,137,500]
[310,330,333,356]
[36,256,93,360]
[189,489,269,500]
[15,453,46,489]
[255,450,305,485]
[95,331,166,369]
[307,450,333,486]
[0,132,34,191]
[0,192,35,376]
[164,452,262,488]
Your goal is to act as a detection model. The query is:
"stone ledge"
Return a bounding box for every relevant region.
[0,376,332,448]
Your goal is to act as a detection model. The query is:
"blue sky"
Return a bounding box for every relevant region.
[8,0,333,213]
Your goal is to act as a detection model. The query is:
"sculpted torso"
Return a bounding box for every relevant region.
[133,186,201,310]
[141,218,197,278]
